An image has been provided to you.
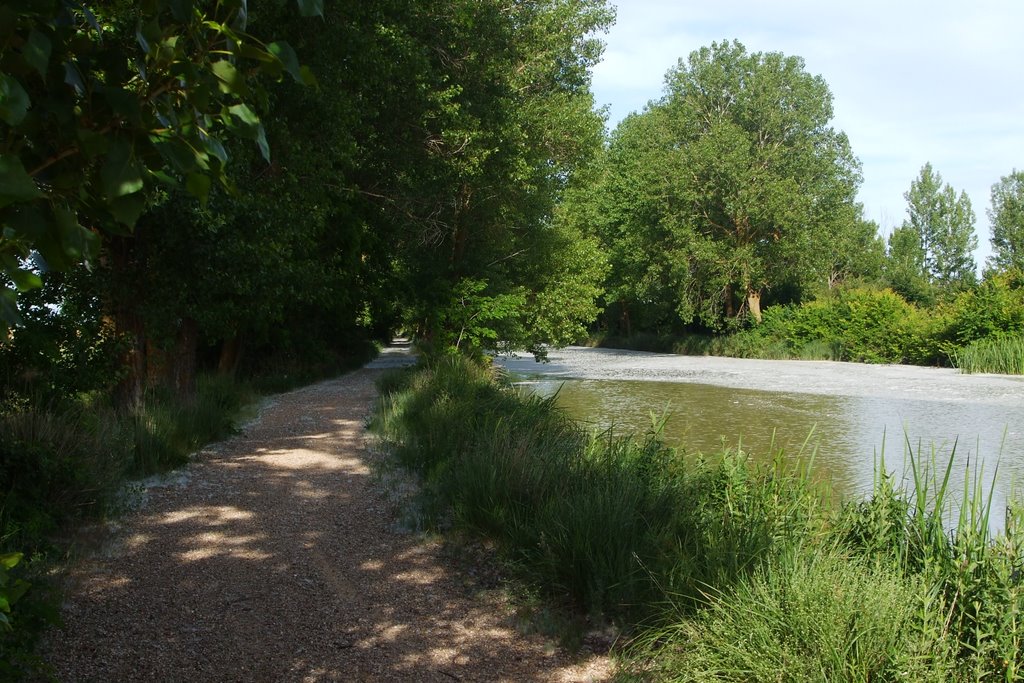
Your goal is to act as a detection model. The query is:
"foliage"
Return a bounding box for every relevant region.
[0,0,319,327]
[902,162,978,289]
[945,269,1024,346]
[987,169,1024,272]
[583,40,864,332]
[382,0,614,355]
[884,223,935,305]
[751,287,939,364]
[0,553,29,633]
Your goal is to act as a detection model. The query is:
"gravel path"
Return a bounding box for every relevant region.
[497,346,1024,406]
[43,351,610,682]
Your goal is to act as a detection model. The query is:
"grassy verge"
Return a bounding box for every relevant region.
[372,355,1024,681]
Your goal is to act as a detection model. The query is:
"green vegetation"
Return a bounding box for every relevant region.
[374,357,1024,681]
[955,336,1024,375]
[2,0,1023,675]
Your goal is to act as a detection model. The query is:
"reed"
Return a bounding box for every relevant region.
[954,335,1024,374]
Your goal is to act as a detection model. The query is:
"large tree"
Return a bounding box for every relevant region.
[588,40,862,330]
[0,1,319,329]
[380,0,614,354]
[902,162,977,288]
[987,169,1024,272]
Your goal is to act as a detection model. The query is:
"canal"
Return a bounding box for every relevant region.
[496,347,1024,526]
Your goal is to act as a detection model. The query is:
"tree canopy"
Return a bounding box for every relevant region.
[901,162,977,289]
[578,40,863,331]
[0,0,321,327]
[988,169,1024,272]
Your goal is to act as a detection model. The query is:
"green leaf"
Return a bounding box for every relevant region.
[211,60,247,96]
[186,172,211,206]
[224,103,269,160]
[0,553,21,571]
[255,122,270,162]
[0,287,21,329]
[101,139,145,199]
[0,255,42,292]
[0,155,43,208]
[268,42,302,83]
[295,0,324,17]
[202,136,228,164]
[24,31,52,79]
[152,136,199,174]
[108,193,147,227]
[298,65,318,87]
[64,61,85,95]
[54,206,99,260]
[0,74,30,125]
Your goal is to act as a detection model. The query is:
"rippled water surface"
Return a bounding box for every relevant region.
[499,348,1024,522]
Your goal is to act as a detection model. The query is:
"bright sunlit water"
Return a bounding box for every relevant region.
[514,376,1024,530]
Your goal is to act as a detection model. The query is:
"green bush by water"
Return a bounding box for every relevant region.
[374,356,1024,681]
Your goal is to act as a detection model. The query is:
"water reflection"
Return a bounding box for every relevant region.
[515,377,1024,527]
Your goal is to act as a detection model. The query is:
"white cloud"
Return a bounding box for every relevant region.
[591,0,1024,266]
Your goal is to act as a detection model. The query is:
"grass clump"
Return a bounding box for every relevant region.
[374,355,1024,681]
[954,335,1024,374]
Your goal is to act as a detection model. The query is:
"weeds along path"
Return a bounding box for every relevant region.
[44,359,610,682]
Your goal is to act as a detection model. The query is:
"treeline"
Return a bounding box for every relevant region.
[568,41,1024,369]
[0,1,612,674]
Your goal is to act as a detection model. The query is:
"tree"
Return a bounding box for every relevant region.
[987,170,1024,272]
[902,163,977,288]
[0,0,319,328]
[885,224,933,305]
[378,0,614,354]
[584,40,861,331]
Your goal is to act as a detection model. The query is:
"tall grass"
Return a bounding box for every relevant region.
[954,335,1024,374]
[373,356,1024,681]
[0,374,255,556]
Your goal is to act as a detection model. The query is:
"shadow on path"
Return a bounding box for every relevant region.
[44,368,607,682]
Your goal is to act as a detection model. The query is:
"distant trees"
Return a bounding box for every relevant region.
[899,163,977,289]
[988,170,1024,272]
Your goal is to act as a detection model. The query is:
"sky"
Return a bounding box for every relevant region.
[589,0,1024,267]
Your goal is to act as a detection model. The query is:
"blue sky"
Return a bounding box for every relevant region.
[589,0,1024,266]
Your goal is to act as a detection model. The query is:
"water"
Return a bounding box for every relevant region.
[501,349,1024,527]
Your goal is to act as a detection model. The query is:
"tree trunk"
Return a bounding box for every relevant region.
[170,317,198,399]
[107,237,146,409]
[113,308,146,409]
[217,333,244,376]
[746,287,763,324]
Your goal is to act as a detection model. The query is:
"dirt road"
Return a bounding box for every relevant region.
[43,351,609,682]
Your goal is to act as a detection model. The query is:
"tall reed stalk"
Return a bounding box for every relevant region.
[954,335,1024,374]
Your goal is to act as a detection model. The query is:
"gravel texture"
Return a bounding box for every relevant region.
[497,346,1024,406]
[43,350,610,682]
